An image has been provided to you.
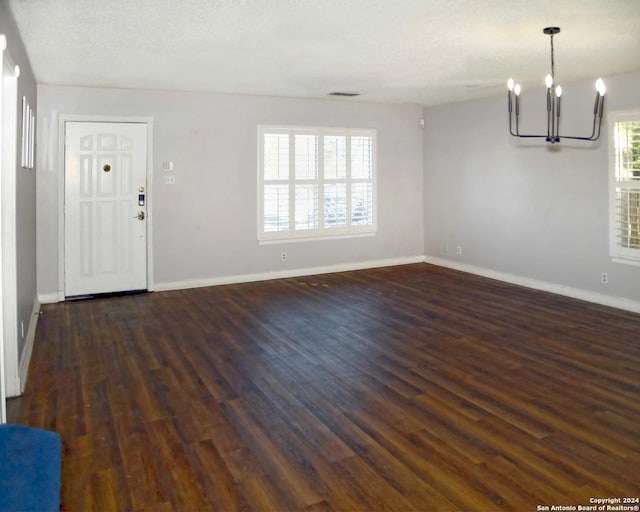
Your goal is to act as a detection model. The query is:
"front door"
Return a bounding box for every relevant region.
[64,122,148,297]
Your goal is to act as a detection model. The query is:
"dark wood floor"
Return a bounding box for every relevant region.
[8,263,640,511]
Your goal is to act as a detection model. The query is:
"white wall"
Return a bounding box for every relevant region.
[424,70,640,304]
[37,86,424,298]
[1,2,38,397]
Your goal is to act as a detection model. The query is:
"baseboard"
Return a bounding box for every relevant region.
[155,256,425,292]
[37,293,59,304]
[44,254,638,314]
[4,376,20,399]
[18,297,41,394]
[423,255,640,314]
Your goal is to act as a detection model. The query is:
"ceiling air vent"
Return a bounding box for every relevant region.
[329,92,360,97]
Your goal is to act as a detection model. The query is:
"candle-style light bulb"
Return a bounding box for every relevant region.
[545,74,553,89]
[514,84,521,96]
[507,78,514,91]
[555,85,563,97]
[595,78,606,96]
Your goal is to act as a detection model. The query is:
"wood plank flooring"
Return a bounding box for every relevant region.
[8,263,640,511]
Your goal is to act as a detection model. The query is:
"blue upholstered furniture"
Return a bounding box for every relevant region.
[0,424,61,512]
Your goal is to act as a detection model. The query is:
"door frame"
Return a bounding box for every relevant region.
[57,115,155,300]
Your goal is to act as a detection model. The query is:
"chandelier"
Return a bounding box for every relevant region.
[507,27,606,144]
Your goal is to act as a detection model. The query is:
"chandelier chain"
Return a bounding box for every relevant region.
[550,33,555,83]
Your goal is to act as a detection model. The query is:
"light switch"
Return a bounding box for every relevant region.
[162,161,173,171]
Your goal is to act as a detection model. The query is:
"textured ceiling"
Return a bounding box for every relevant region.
[7,0,640,106]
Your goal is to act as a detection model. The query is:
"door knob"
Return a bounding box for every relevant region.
[134,211,145,220]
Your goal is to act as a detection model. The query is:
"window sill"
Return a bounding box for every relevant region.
[612,257,640,268]
[258,231,376,245]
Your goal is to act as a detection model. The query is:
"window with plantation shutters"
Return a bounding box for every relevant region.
[609,112,640,265]
[258,126,376,242]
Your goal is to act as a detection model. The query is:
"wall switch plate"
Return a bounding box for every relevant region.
[164,175,176,185]
[162,161,174,171]
[456,246,462,255]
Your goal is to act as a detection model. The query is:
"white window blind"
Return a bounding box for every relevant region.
[609,112,640,264]
[258,126,376,242]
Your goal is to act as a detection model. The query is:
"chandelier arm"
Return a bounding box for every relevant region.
[512,134,553,139]
[593,95,605,140]
[585,93,602,139]
[550,32,558,143]
[509,114,518,137]
[509,127,603,142]
[555,96,561,141]
[552,97,557,140]
[547,93,552,139]
[539,119,601,141]
[508,91,518,136]
[588,112,599,140]
[598,94,605,118]
[557,96,605,141]
[509,114,602,140]
[557,134,600,141]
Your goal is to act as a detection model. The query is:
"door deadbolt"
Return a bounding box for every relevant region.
[103,164,111,172]
[134,211,145,220]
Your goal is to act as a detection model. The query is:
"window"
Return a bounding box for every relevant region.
[258,125,376,242]
[609,111,640,265]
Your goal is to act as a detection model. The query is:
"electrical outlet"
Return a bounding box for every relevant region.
[601,272,608,284]
[445,244,449,253]
[281,252,287,261]
[164,175,176,185]
[456,246,462,255]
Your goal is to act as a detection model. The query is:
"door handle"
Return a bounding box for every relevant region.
[134,211,145,220]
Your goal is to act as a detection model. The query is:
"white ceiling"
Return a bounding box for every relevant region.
[7,0,640,106]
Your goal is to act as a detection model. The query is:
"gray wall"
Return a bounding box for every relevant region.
[0,2,38,363]
[36,86,425,297]
[424,70,640,303]
[34,66,640,307]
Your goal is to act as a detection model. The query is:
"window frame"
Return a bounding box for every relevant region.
[608,109,640,266]
[257,124,377,243]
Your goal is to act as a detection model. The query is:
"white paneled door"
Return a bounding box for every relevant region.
[64,122,148,297]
